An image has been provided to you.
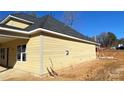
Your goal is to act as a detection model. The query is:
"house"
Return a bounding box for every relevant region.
[0,13,98,75]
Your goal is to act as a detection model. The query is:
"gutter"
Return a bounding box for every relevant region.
[32,28,99,45]
[0,26,99,45]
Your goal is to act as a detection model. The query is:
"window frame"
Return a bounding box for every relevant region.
[16,44,26,62]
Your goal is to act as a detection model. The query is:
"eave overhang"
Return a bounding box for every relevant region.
[0,26,99,45]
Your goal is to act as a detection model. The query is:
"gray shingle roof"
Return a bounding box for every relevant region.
[1,13,95,42]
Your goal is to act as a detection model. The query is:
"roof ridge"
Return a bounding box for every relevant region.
[42,15,50,27]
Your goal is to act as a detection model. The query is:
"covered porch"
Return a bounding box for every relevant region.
[0,30,29,68]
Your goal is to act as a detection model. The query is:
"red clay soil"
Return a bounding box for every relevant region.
[3,50,124,81]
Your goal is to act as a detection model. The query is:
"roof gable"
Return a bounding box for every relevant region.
[1,15,34,24]
[0,14,34,29]
[0,13,95,42]
[6,19,30,29]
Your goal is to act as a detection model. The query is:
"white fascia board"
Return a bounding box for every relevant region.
[0,26,29,34]
[10,15,34,24]
[0,15,10,24]
[0,34,29,39]
[0,26,99,45]
[1,15,34,24]
[30,28,99,45]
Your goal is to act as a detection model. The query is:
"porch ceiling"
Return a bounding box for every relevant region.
[0,36,16,43]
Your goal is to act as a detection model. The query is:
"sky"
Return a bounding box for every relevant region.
[0,11,124,39]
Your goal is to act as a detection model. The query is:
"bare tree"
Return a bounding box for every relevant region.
[63,11,78,26]
[96,32,117,47]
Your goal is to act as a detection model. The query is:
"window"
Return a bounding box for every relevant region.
[0,48,5,60]
[17,45,26,61]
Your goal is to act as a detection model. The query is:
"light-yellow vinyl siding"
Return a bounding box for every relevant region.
[43,35,96,73]
[0,33,96,75]
[6,20,30,29]
[0,35,42,74]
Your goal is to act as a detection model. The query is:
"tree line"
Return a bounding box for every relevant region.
[93,32,124,47]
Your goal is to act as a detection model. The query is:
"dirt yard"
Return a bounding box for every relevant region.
[0,50,124,81]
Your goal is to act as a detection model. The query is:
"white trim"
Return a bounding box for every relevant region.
[31,28,99,45]
[0,15,10,24]
[0,26,99,45]
[16,45,26,62]
[10,15,34,24]
[0,26,29,34]
[1,15,34,24]
[0,34,29,39]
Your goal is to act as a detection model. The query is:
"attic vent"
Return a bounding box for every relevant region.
[6,20,30,29]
